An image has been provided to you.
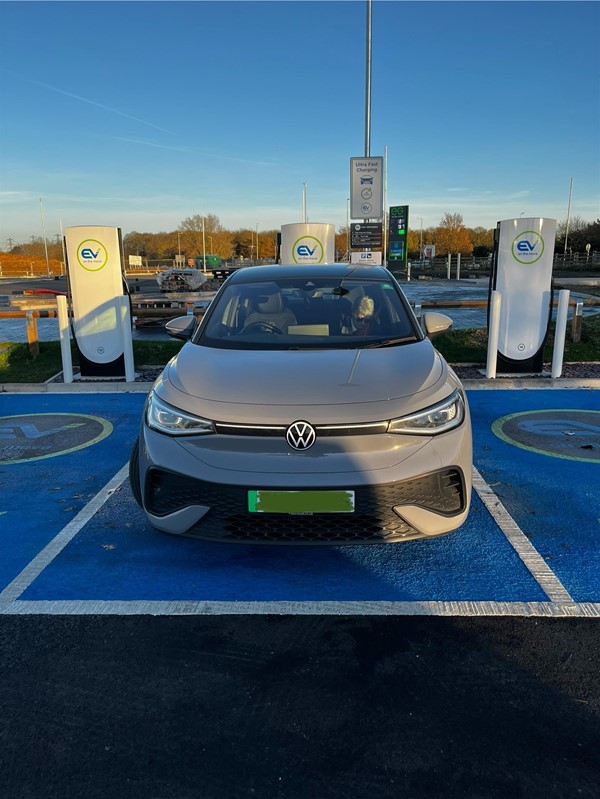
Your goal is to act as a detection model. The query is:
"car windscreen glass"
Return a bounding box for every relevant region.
[197,277,421,349]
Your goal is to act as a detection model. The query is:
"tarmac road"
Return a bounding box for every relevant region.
[1,615,599,799]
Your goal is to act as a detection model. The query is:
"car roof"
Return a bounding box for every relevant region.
[227,264,393,283]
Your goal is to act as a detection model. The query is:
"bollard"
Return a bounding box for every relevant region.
[118,296,136,382]
[486,290,502,379]
[572,302,583,343]
[25,311,39,356]
[551,290,570,379]
[56,295,73,383]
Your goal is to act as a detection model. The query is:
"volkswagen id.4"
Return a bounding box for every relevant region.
[129,264,472,544]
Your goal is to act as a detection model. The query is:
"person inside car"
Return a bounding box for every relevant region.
[341,295,378,335]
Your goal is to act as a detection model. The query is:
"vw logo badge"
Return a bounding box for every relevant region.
[286,421,316,450]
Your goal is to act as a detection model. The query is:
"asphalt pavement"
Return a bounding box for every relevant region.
[1,615,599,799]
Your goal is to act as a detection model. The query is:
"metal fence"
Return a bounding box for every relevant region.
[391,252,600,281]
[1,253,598,281]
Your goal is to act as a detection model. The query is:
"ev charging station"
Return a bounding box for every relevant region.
[489,217,557,374]
[64,225,134,378]
[280,223,335,265]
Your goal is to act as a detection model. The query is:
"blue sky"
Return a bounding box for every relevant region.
[1,0,599,245]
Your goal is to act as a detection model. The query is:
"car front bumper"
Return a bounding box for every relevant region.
[137,420,472,543]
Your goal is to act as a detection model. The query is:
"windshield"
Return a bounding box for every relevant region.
[197,276,421,350]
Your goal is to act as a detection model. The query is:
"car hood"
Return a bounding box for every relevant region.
[165,340,444,408]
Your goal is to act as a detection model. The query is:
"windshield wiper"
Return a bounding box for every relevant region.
[361,336,418,349]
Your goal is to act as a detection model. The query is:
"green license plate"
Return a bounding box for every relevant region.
[248,490,355,514]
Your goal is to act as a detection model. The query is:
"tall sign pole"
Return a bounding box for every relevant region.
[365,0,372,159]
[349,0,383,262]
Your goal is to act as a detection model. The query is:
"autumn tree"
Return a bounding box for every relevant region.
[178,214,233,259]
[407,229,422,257]
[16,237,63,261]
[123,231,156,259]
[433,213,473,256]
[468,226,494,257]
[581,219,600,251]
[258,230,278,261]
[335,226,350,260]
[556,216,591,253]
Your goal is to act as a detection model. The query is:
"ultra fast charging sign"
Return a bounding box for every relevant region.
[64,225,128,376]
[350,157,383,219]
[491,217,556,372]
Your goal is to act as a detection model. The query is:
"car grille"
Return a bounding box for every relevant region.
[144,468,465,544]
[213,421,390,437]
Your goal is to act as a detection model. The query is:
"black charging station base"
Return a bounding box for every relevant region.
[77,350,126,378]
[496,349,544,375]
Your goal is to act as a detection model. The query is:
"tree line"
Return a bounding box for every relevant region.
[5,212,599,264]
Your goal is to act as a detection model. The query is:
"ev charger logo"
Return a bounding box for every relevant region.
[77,239,109,271]
[292,235,324,264]
[511,230,545,265]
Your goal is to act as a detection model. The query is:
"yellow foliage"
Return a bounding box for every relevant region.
[0,254,63,277]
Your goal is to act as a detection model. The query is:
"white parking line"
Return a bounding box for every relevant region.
[0,464,597,617]
[0,464,129,610]
[471,466,574,604]
[2,600,599,617]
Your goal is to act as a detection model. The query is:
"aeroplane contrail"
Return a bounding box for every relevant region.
[23,75,177,135]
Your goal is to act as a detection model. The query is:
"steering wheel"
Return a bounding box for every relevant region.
[239,321,284,335]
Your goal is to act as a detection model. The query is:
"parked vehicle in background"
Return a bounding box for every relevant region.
[195,254,222,270]
[129,264,472,545]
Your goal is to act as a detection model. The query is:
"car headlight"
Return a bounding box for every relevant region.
[146,393,215,436]
[388,390,465,435]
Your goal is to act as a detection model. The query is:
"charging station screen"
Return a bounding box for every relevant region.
[388,206,409,270]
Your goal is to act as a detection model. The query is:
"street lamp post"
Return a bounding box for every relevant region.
[346,198,350,261]
[201,215,207,273]
[564,177,574,256]
[256,223,259,262]
[40,198,50,277]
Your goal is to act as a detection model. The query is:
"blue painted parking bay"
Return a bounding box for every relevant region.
[0,389,598,616]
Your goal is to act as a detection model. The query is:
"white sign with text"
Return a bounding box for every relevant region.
[350,156,383,220]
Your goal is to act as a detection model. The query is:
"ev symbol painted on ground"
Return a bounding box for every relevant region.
[0,414,113,464]
[493,409,600,462]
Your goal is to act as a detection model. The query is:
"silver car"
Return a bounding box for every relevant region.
[129,264,472,544]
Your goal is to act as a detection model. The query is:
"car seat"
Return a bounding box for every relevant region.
[243,289,297,332]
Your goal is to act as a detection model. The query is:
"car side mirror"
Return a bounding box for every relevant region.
[422,312,452,339]
[165,315,198,341]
